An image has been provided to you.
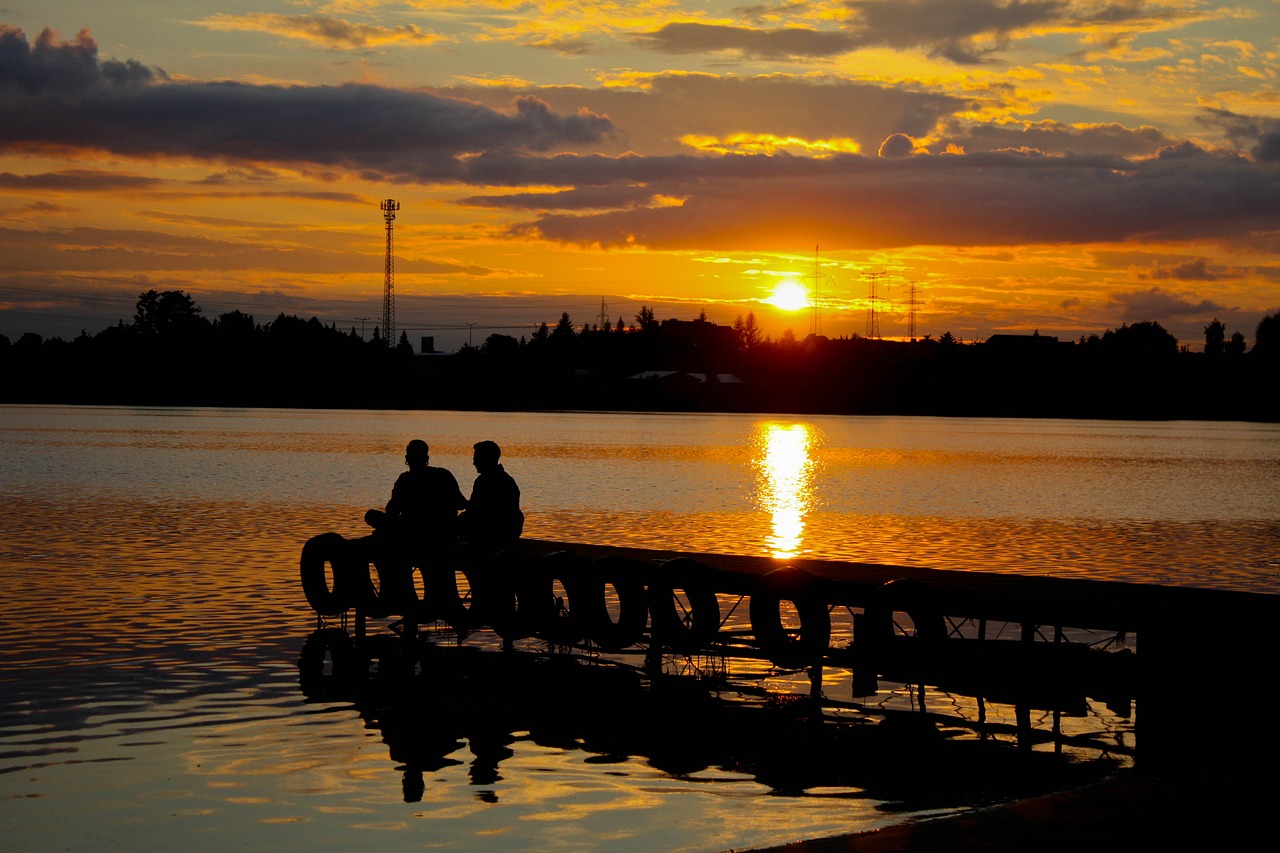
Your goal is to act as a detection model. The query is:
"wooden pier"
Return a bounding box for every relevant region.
[301,534,1280,773]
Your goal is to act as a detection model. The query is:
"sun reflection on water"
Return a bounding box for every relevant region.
[753,422,819,559]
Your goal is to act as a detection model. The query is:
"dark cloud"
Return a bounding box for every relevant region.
[1108,286,1226,318]
[1198,107,1280,162]
[197,13,441,50]
[457,185,665,211]
[501,149,1280,251]
[0,27,612,180]
[635,23,857,59]
[0,25,155,94]
[523,35,599,56]
[842,0,1069,63]
[1141,257,1219,282]
[936,119,1179,158]
[635,2,1169,65]
[878,133,916,157]
[0,169,163,190]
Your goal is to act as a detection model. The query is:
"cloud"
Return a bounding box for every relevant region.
[438,73,972,157]
[1140,257,1219,282]
[632,2,1179,65]
[0,169,163,191]
[0,25,156,94]
[1107,286,1226,318]
[878,133,917,157]
[935,119,1180,158]
[841,0,1179,64]
[0,27,612,180]
[501,148,1280,251]
[197,13,446,50]
[1198,107,1280,162]
[635,23,857,59]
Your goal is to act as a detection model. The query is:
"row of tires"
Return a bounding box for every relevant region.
[300,532,944,668]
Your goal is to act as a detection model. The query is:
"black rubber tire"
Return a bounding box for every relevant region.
[530,551,592,646]
[861,578,946,646]
[425,562,484,631]
[582,555,649,651]
[474,549,542,641]
[748,567,831,668]
[647,557,721,654]
[300,532,355,616]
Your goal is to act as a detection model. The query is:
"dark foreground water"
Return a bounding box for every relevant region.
[1,405,1277,851]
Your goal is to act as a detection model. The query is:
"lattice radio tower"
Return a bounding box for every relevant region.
[863,270,888,339]
[803,246,834,337]
[380,199,400,347]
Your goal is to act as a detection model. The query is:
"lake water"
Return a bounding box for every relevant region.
[2,405,1278,851]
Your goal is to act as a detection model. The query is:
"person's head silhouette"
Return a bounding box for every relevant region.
[405,439,429,468]
[472,440,501,473]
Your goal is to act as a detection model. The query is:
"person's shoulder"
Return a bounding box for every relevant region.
[428,465,460,482]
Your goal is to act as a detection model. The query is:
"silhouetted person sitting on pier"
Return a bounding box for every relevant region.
[458,440,523,551]
[365,439,467,557]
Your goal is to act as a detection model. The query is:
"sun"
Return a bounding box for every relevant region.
[766,279,810,312]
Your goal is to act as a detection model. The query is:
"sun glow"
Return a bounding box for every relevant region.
[766,279,809,312]
[753,422,818,559]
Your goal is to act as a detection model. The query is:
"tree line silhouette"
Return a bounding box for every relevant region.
[3,289,1277,421]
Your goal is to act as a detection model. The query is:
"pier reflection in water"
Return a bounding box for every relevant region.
[298,629,1127,813]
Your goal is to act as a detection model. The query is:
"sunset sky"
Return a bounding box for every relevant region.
[2,1,1278,351]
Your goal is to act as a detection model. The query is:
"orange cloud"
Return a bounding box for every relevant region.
[197,13,447,50]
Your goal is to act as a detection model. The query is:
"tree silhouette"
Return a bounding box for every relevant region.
[552,312,575,339]
[1102,321,1178,358]
[132,289,207,338]
[636,305,657,332]
[733,312,762,350]
[1204,318,1226,355]
[1256,313,1279,358]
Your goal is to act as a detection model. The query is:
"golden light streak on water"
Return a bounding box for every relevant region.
[753,422,818,559]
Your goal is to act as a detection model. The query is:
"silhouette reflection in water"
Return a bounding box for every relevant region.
[298,629,1123,809]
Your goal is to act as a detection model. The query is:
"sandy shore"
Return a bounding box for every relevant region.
[747,768,1262,852]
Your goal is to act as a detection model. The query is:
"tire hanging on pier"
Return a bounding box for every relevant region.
[648,557,721,654]
[425,559,485,632]
[530,551,594,646]
[748,567,831,668]
[860,578,947,646]
[474,549,543,641]
[580,555,649,651]
[300,532,358,616]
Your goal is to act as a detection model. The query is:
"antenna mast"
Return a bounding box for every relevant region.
[803,245,834,337]
[380,198,400,347]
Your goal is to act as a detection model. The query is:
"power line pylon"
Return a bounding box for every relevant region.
[863,270,887,339]
[380,198,400,347]
[905,281,922,341]
[803,246,834,337]
[597,297,610,331]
